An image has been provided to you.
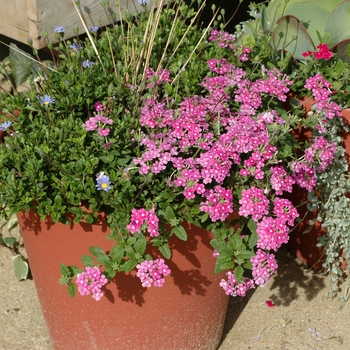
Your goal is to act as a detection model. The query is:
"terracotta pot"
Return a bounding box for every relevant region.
[17,209,229,350]
[287,98,350,269]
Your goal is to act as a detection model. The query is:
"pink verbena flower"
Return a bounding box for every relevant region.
[250,249,278,286]
[291,161,317,192]
[273,198,299,226]
[127,208,160,237]
[145,68,172,89]
[270,166,295,195]
[304,136,336,172]
[256,217,289,251]
[200,185,233,222]
[219,272,255,296]
[75,266,108,301]
[239,187,269,222]
[136,259,171,287]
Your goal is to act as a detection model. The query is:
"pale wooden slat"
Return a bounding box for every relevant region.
[0,0,30,45]
[1,0,150,49]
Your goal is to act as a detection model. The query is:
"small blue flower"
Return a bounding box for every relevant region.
[138,0,148,5]
[70,43,82,52]
[53,26,65,34]
[40,95,55,106]
[96,174,112,192]
[0,121,12,131]
[89,26,99,33]
[83,60,94,69]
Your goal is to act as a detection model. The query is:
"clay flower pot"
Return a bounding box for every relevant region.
[287,97,350,269]
[17,209,229,350]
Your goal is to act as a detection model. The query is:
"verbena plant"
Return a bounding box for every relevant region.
[236,0,350,305]
[0,0,346,302]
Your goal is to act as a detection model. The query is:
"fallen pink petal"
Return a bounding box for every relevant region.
[265,300,275,308]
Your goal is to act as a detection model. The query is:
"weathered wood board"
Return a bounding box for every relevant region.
[0,0,148,49]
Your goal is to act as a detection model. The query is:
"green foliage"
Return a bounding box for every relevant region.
[3,0,350,303]
[243,0,350,61]
[12,254,29,280]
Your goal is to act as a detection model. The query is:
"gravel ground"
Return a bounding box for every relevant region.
[1,216,350,350]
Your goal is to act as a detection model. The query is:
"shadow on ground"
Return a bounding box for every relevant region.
[220,244,326,346]
[269,246,326,307]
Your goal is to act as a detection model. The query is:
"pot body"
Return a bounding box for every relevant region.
[17,210,229,350]
[287,98,350,269]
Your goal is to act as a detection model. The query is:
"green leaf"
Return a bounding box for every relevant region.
[272,16,314,61]
[68,281,76,298]
[4,237,16,248]
[127,236,137,246]
[234,265,244,282]
[89,246,106,258]
[247,219,257,234]
[54,194,63,209]
[12,255,29,280]
[325,2,350,48]
[7,217,18,231]
[85,214,94,224]
[159,243,171,259]
[119,258,137,272]
[9,43,40,86]
[110,244,125,264]
[248,231,259,250]
[60,263,70,276]
[284,3,330,45]
[171,226,188,241]
[164,206,176,223]
[134,237,147,255]
[230,233,243,249]
[103,267,116,279]
[81,255,94,267]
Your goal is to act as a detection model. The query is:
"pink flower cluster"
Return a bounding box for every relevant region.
[127,30,343,295]
[199,185,233,222]
[75,266,108,301]
[134,56,294,224]
[83,102,113,137]
[136,259,171,287]
[304,136,336,172]
[239,187,269,222]
[250,249,278,286]
[208,29,235,48]
[220,250,278,296]
[220,272,255,296]
[302,43,333,61]
[270,166,295,195]
[145,68,172,89]
[291,161,317,192]
[126,208,159,237]
[304,74,342,120]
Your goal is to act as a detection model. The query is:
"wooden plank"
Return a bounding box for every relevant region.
[0,0,30,45]
[31,0,148,49]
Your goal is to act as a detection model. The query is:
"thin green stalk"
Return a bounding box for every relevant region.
[158,0,207,72]
[71,0,106,73]
[171,8,219,85]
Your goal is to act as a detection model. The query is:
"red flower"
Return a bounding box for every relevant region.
[302,51,313,57]
[302,43,333,61]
